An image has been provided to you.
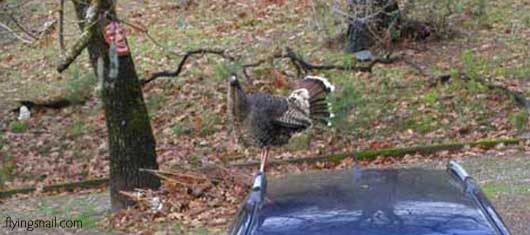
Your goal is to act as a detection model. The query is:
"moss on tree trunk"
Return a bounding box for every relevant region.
[232,138,521,167]
[72,0,160,211]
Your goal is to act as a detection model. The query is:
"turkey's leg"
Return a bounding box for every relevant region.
[259,147,270,172]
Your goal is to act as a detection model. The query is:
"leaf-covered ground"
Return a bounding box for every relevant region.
[1,0,530,234]
[1,146,529,234]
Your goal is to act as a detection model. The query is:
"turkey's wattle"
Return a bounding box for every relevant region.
[227,74,335,172]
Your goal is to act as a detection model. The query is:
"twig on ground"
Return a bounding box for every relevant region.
[139,168,209,182]
[460,74,530,109]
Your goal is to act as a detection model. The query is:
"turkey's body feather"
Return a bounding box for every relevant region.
[236,93,310,148]
[228,75,334,149]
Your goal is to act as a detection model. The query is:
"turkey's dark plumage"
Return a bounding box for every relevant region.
[228,74,335,171]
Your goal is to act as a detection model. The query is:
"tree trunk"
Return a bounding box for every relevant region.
[346,0,400,52]
[71,0,160,211]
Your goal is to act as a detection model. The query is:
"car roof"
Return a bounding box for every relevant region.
[230,167,509,235]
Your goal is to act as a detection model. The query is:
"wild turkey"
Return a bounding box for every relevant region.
[228,74,335,172]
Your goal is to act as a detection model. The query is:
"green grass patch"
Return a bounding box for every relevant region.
[423,90,438,106]
[64,66,97,104]
[73,199,99,228]
[171,122,194,136]
[462,49,489,81]
[0,155,15,190]
[9,121,28,133]
[510,110,528,131]
[69,121,86,138]
[330,76,363,131]
[482,183,530,197]
[403,115,438,134]
[189,154,202,168]
[287,131,312,151]
[146,94,167,113]
[198,112,221,137]
[1,133,14,189]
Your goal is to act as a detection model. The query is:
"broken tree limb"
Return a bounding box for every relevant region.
[460,74,530,109]
[0,178,108,198]
[282,47,400,74]
[56,0,101,73]
[56,27,93,72]
[230,138,522,168]
[9,92,92,113]
[143,47,401,85]
[141,48,235,85]
[9,99,74,113]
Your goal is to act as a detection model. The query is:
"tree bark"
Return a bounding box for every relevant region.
[71,0,160,211]
[346,0,400,52]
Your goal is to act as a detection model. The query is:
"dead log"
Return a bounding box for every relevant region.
[0,138,521,198]
[231,138,521,167]
[0,178,108,198]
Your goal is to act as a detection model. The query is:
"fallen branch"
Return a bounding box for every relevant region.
[461,74,530,109]
[143,47,401,85]
[141,49,235,85]
[0,178,108,198]
[9,97,84,113]
[1,138,521,198]
[428,73,529,109]
[230,138,521,168]
[282,47,400,75]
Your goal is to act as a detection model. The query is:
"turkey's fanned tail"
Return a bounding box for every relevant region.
[292,76,335,126]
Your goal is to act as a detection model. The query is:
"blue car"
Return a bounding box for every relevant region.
[229,161,510,235]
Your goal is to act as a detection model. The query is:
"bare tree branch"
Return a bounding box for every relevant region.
[56,0,101,73]
[143,47,401,85]
[0,21,33,44]
[58,0,65,52]
[6,13,37,40]
[281,47,400,74]
[0,0,35,11]
[142,49,236,85]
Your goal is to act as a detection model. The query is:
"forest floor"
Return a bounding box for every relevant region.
[1,0,530,234]
[1,146,529,235]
